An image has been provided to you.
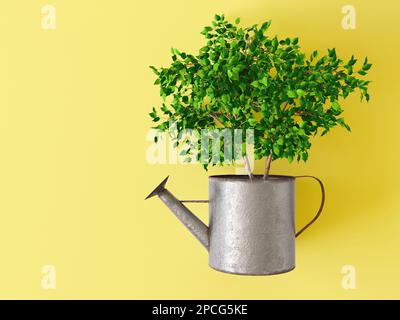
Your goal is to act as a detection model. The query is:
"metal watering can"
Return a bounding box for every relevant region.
[146,175,325,275]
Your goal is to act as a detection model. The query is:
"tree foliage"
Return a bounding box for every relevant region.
[149,14,372,171]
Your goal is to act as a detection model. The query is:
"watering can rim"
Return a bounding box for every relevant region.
[208,174,295,181]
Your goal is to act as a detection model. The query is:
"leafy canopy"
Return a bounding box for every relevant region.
[150,14,372,168]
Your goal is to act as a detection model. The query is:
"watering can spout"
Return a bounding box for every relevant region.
[145,176,209,250]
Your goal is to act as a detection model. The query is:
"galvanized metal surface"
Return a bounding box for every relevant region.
[146,174,323,276]
[145,177,209,249]
[208,175,295,275]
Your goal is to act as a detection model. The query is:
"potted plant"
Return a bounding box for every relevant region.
[147,15,372,275]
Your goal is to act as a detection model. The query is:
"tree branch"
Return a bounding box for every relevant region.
[282,101,290,111]
[210,114,224,127]
[243,155,253,181]
[263,152,273,179]
[295,110,315,117]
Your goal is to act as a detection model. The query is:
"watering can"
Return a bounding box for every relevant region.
[146,175,325,275]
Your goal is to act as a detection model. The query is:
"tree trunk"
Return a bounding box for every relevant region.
[243,155,253,181]
[263,153,272,179]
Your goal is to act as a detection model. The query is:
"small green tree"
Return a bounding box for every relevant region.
[149,14,372,178]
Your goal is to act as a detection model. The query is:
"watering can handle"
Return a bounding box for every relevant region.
[295,175,325,238]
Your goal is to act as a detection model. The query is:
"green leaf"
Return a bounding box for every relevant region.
[149,66,159,75]
[331,101,341,112]
[201,26,213,34]
[362,63,372,71]
[241,143,246,156]
[348,55,357,66]
[261,20,272,32]
[273,145,280,156]
[296,89,306,97]
[260,77,269,86]
[171,47,180,56]
[272,37,278,50]
[235,17,241,24]
[298,129,306,136]
[287,90,297,98]
[149,108,160,122]
[337,118,351,132]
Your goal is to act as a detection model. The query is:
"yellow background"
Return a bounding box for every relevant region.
[0,0,398,299]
